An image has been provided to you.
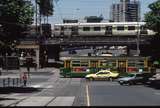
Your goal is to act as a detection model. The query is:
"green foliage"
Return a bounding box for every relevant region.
[0,0,34,25]
[0,0,34,40]
[145,0,160,61]
[0,0,34,55]
[145,0,160,34]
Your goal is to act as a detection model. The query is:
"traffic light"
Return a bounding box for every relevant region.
[42,23,52,38]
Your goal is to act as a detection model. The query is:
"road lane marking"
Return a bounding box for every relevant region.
[86,84,90,106]
[29,84,42,88]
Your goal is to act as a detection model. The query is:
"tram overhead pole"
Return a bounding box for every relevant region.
[137,21,140,56]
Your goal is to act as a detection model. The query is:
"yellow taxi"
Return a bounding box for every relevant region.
[85,69,119,81]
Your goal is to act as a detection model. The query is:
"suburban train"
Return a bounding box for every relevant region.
[53,22,156,37]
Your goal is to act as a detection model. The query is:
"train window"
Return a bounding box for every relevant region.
[128,26,135,30]
[93,27,101,31]
[117,26,124,31]
[83,27,90,31]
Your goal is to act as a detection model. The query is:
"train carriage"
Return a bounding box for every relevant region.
[53,22,156,38]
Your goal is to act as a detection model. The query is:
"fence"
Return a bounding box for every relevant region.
[1,77,23,87]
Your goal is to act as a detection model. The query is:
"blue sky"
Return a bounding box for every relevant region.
[35,0,157,25]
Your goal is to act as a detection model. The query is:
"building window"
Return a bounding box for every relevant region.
[93,27,101,31]
[83,27,90,31]
[117,26,124,31]
[128,26,135,30]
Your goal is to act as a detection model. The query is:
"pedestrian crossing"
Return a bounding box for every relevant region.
[28,84,54,89]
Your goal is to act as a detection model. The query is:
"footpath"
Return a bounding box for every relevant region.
[0,67,57,87]
[0,67,76,106]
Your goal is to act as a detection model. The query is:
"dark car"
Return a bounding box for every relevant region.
[69,50,77,54]
[148,73,160,86]
[117,72,154,85]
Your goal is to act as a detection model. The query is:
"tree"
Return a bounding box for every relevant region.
[145,0,160,33]
[145,0,160,61]
[0,0,34,55]
[37,0,54,17]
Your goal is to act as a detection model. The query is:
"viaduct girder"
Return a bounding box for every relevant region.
[57,36,151,46]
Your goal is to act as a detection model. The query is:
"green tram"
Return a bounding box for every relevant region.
[60,56,151,78]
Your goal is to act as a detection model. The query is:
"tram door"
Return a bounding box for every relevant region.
[90,60,99,73]
[65,60,71,68]
[118,61,127,72]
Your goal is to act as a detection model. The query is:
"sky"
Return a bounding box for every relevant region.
[34,0,157,26]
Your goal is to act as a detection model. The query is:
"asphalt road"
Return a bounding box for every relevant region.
[0,68,160,106]
[85,81,160,106]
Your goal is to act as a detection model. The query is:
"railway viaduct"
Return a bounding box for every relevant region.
[42,36,152,61]
[16,35,152,68]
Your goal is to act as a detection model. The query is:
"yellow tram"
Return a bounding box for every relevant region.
[60,56,151,77]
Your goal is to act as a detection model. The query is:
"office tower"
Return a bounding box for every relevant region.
[110,0,140,22]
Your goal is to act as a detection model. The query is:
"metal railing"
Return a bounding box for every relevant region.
[1,77,23,87]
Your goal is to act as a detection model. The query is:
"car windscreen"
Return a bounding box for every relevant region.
[127,74,135,77]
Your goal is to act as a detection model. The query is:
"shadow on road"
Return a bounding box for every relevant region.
[145,84,160,90]
[0,87,42,94]
[0,97,16,101]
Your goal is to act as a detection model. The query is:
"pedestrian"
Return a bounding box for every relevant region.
[22,72,27,87]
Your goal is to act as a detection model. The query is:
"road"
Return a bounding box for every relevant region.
[86,81,160,106]
[0,68,160,106]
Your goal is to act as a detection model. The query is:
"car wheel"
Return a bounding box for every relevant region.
[108,77,113,81]
[119,81,124,85]
[89,77,94,81]
[128,81,133,85]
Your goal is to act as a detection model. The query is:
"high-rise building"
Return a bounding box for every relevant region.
[110,0,140,22]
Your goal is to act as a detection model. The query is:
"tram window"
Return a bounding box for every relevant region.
[128,26,135,30]
[81,61,89,66]
[72,61,80,66]
[83,27,90,31]
[94,27,101,31]
[128,62,136,67]
[117,26,124,31]
[100,62,107,66]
